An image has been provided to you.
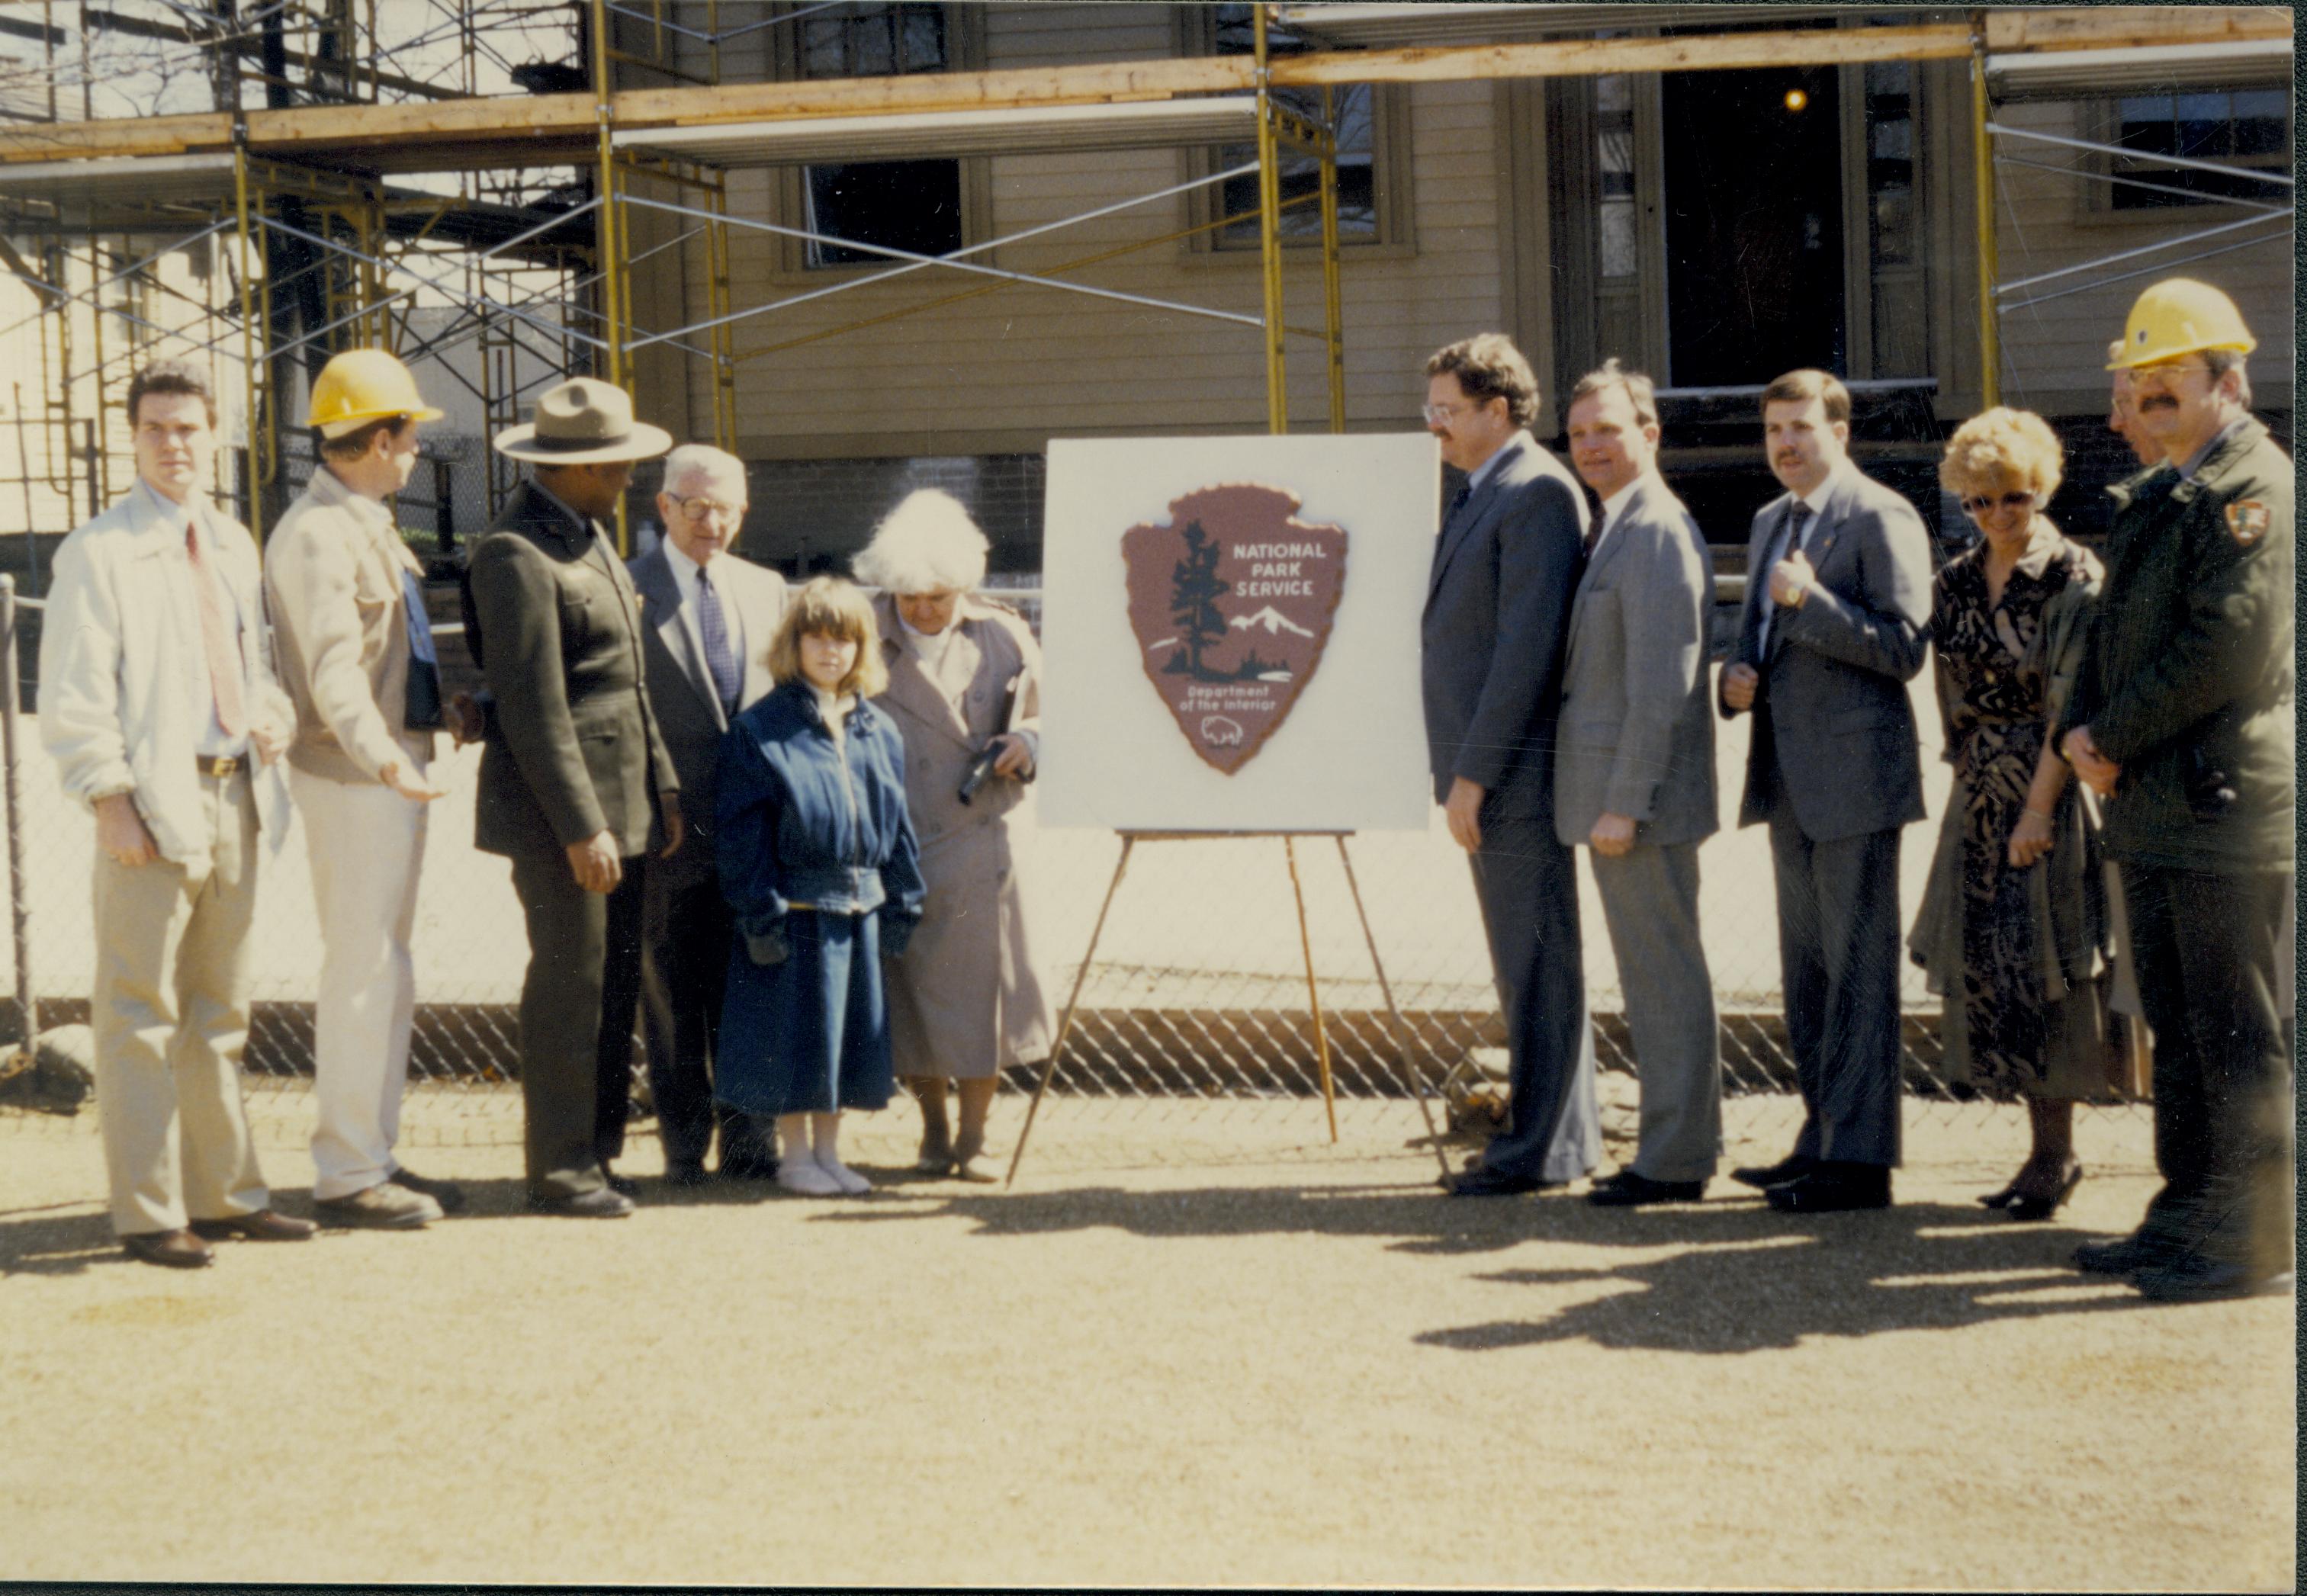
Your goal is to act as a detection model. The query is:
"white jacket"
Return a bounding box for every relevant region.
[39,480,294,872]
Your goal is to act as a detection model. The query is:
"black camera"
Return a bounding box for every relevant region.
[956,743,1003,806]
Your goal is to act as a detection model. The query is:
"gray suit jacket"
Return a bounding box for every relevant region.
[1554,474,1719,849]
[1721,463,1931,841]
[1419,432,1590,822]
[629,544,786,889]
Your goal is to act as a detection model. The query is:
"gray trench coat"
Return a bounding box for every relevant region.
[872,593,1055,1080]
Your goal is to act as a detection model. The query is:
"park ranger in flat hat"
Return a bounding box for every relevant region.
[2058,278,2294,1303]
[460,376,681,1218]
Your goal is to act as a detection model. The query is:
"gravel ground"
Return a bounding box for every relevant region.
[0,1090,2290,1590]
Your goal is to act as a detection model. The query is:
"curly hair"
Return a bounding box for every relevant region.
[1938,406,2064,503]
[851,487,988,596]
[1425,334,1541,430]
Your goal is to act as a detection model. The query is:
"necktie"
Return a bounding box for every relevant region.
[400,567,445,731]
[696,565,741,717]
[1759,501,1814,658]
[185,520,246,737]
[1582,508,1605,561]
[1442,482,1471,532]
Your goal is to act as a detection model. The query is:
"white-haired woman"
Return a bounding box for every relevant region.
[853,488,1053,1181]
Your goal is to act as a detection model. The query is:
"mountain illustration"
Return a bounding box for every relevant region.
[1228,605,1316,639]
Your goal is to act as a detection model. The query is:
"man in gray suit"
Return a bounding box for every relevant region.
[1420,333,1600,1197]
[1555,361,1723,1207]
[1718,368,1930,1212]
[622,443,786,1186]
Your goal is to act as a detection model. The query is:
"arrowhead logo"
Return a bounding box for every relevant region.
[1120,483,1348,775]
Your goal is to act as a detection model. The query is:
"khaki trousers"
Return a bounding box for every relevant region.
[90,768,268,1235]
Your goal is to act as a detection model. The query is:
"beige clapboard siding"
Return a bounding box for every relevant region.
[1987,95,2293,417]
[682,56,1507,453]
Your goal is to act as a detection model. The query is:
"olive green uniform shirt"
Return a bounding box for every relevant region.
[2061,416,2293,876]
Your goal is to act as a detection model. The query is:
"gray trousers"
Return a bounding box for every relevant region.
[1768,816,1904,1168]
[1468,812,1599,1182]
[1590,840,1722,1183]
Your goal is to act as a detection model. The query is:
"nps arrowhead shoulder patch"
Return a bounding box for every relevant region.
[2224,499,2271,546]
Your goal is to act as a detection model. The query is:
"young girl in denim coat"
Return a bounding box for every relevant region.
[715,576,924,1196]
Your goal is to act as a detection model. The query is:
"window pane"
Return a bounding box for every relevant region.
[801,18,844,78]
[2115,88,2290,208]
[805,161,963,268]
[901,9,946,73]
[852,16,895,78]
[2232,88,2288,120]
[1214,81,1377,246]
[1599,199,1637,279]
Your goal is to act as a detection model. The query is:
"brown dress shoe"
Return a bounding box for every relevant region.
[122,1228,214,1269]
[189,1209,318,1242]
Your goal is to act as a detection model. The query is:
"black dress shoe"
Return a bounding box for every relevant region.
[1730,1152,1817,1191]
[189,1209,317,1241]
[718,1151,780,1182]
[603,1173,640,1198]
[528,1188,635,1219]
[123,1228,214,1269]
[1586,1169,1707,1207]
[2131,1256,2293,1304]
[1447,1165,1561,1198]
[664,1158,709,1188]
[2073,1234,2178,1276]
[1765,1163,1891,1213]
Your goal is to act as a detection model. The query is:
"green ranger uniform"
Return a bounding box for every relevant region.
[2062,414,2293,1274]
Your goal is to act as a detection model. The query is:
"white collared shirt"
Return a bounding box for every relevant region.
[1591,474,1648,551]
[140,479,250,759]
[664,540,745,694]
[1464,429,1532,497]
[1756,461,1849,652]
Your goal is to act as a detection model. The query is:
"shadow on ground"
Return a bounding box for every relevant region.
[820,1182,2161,1354]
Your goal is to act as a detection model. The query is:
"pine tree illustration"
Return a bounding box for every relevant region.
[1169,521,1232,682]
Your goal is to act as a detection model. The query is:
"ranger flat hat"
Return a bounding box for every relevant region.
[491,377,673,464]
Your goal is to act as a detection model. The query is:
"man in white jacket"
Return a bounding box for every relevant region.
[39,361,311,1267]
[265,348,463,1229]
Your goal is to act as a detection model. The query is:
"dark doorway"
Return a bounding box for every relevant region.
[1662,66,1846,387]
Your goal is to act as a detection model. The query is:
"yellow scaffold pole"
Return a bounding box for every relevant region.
[1253,3,1287,435]
[232,134,264,540]
[1971,14,2000,409]
[590,0,631,551]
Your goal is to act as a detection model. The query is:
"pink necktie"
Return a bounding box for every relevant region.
[185,520,246,737]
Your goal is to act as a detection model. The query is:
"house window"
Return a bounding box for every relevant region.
[1595,72,1637,279]
[1864,62,1917,266]
[1206,3,1380,248]
[794,3,961,268]
[2109,89,2289,208]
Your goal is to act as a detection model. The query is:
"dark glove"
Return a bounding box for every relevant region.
[879,914,917,959]
[744,926,790,967]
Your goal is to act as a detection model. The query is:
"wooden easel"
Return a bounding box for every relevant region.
[1004,830,1452,1186]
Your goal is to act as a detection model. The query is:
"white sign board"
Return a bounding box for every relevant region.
[1039,432,1438,833]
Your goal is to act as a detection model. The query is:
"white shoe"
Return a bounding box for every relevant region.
[777,1158,841,1197]
[815,1151,872,1196]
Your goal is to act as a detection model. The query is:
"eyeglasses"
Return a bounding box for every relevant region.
[670,493,744,524]
[1959,490,2035,515]
[1422,400,1486,425]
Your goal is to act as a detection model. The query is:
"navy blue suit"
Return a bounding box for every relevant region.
[1421,433,1597,1181]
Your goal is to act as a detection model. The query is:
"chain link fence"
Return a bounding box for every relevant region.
[0,576,2148,1158]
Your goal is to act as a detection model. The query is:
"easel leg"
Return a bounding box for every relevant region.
[1005,835,1134,1189]
[1336,835,1452,1180]
[1284,836,1338,1143]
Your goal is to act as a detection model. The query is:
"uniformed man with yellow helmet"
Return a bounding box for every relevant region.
[264,346,466,1230]
[2058,278,2293,1302]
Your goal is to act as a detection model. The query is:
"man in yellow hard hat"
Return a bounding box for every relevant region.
[264,346,465,1230]
[2059,278,2293,1302]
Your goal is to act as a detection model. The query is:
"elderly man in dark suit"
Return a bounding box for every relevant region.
[1719,368,1931,1213]
[623,442,786,1187]
[1555,361,1723,1207]
[1421,332,1599,1198]
[462,377,681,1218]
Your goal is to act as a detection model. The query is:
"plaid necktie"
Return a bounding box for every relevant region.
[185,519,246,737]
[696,565,741,718]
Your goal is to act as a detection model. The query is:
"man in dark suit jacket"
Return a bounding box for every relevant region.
[625,443,786,1186]
[1555,362,1723,1207]
[464,377,681,1217]
[1718,368,1930,1212]
[1420,333,1599,1197]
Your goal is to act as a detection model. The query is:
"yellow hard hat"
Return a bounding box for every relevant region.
[2106,278,2257,370]
[307,347,444,438]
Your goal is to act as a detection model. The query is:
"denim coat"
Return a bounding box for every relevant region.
[713,679,926,1117]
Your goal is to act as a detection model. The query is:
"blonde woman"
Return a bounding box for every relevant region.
[854,490,1053,1182]
[714,577,924,1196]
[1910,408,2109,1219]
